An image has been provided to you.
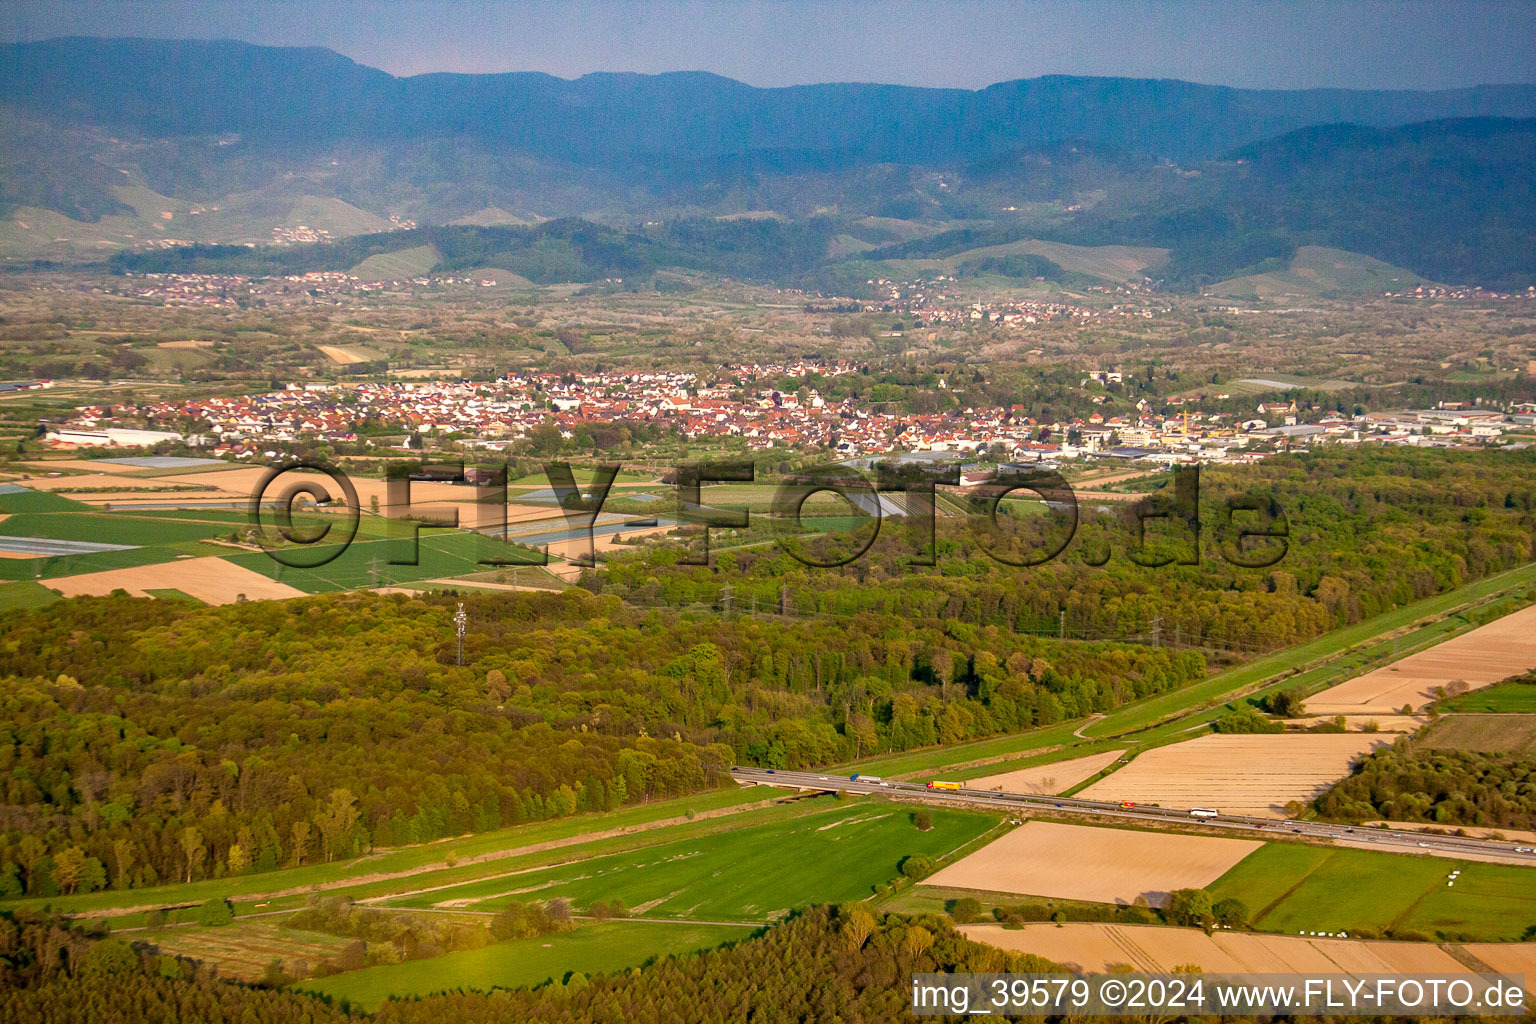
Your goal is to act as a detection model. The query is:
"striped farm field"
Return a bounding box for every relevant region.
[145,919,353,981]
[1307,602,1536,714]
[924,821,1260,908]
[47,555,307,604]
[962,922,1475,975]
[1074,734,1393,817]
[964,750,1127,794]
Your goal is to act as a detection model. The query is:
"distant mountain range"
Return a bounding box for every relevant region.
[3,37,1534,290]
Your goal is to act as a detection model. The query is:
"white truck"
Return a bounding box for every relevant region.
[1189,807,1220,818]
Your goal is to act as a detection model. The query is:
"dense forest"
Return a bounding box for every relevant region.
[606,448,1536,653]
[0,589,1201,896]
[1316,738,1536,829]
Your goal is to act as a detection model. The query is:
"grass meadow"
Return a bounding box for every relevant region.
[384,802,997,921]
[1209,843,1536,941]
[299,921,748,1011]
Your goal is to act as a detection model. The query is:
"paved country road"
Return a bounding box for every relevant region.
[731,767,1536,863]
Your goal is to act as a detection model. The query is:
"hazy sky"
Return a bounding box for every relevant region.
[3,0,1534,90]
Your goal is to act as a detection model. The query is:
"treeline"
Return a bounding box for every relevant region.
[0,589,1200,895]
[1317,738,1536,829]
[605,447,1536,654]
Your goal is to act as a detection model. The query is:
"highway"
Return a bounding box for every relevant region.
[730,766,1536,863]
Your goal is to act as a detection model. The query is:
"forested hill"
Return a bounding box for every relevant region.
[110,118,1536,291]
[1037,117,1536,289]
[109,218,841,284]
[6,38,1535,288]
[7,37,1536,164]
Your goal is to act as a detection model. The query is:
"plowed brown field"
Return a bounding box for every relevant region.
[925,821,1260,907]
[1308,603,1536,714]
[962,922,1475,975]
[967,750,1127,794]
[1074,734,1392,816]
[47,556,305,604]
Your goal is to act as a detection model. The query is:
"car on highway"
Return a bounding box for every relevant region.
[1516,846,1533,853]
[1119,801,1136,808]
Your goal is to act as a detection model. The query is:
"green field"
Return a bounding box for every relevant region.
[223,529,547,593]
[0,488,89,513]
[384,802,997,920]
[0,509,241,581]
[878,237,1168,284]
[299,921,747,1011]
[1418,714,1536,754]
[0,786,771,919]
[145,587,204,603]
[1210,246,1430,299]
[0,580,60,610]
[350,243,440,280]
[0,511,229,545]
[1440,682,1536,713]
[1209,843,1536,941]
[0,505,376,583]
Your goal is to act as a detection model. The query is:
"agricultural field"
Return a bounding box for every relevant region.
[964,750,1128,794]
[1439,681,1536,713]
[144,918,355,981]
[961,922,1475,975]
[1306,603,1536,714]
[1208,246,1431,299]
[350,243,441,281]
[221,530,553,594]
[1208,843,1536,942]
[381,802,997,921]
[1074,734,1392,816]
[0,579,59,610]
[299,921,747,1011]
[0,786,775,921]
[47,555,306,604]
[1463,944,1536,997]
[0,466,591,595]
[924,821,1260,908]
[1418,714,1536,755]
[0,506,259,582]
[317,344,385,365]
